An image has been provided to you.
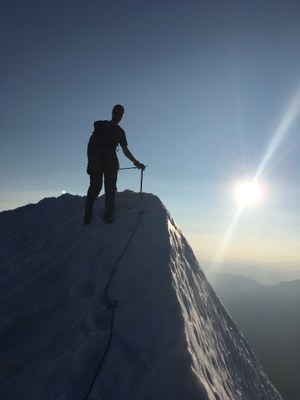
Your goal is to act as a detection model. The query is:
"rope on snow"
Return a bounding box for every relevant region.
[84,205,145,400]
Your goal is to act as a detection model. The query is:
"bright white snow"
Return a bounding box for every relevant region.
[0,191,282,400]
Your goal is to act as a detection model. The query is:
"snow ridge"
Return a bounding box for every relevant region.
[0,191,282,400]
[168,217,281,399]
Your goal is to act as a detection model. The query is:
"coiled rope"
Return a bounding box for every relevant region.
[84,205,144,400]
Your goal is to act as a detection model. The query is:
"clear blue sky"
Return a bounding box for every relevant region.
[1,0,300,273]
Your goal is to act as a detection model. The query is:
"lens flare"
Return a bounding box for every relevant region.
[255,85,300,180]
[210,85,300,272]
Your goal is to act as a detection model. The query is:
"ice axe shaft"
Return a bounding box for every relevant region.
[139,166,147,198]
[139,169,144,198]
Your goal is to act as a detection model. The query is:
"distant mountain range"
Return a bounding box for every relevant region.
[208,273,300,400]
[202,263,300,285]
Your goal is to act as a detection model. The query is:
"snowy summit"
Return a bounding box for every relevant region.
[0,191,282,400]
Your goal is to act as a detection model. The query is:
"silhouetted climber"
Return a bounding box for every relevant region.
[84,104,145,224]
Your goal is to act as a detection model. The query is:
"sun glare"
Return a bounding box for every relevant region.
[234,180,263,207]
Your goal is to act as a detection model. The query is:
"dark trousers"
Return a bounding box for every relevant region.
[84,166,118,220]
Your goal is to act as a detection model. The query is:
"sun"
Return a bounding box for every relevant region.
[233,180,264,207]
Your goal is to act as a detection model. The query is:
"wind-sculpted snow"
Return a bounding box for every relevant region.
[0,192,282,400]
[167,218,282,399]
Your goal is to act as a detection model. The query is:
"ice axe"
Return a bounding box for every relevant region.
[119,166,146,198]
[139,168,144,199]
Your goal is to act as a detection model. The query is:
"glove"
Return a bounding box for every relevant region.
[134,161,146,170]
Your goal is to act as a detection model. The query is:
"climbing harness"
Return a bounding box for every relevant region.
[84,205,145,400]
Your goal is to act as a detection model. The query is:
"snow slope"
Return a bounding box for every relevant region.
[0,191,282,400]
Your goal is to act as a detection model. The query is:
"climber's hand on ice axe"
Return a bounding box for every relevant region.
[134,161,146,171]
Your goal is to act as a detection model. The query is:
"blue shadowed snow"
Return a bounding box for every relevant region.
[0,191,282,400]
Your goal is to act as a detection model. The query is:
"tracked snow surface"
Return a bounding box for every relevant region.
[0,191,282,400]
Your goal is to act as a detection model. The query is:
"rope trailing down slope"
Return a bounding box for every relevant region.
[84,205,145,400]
